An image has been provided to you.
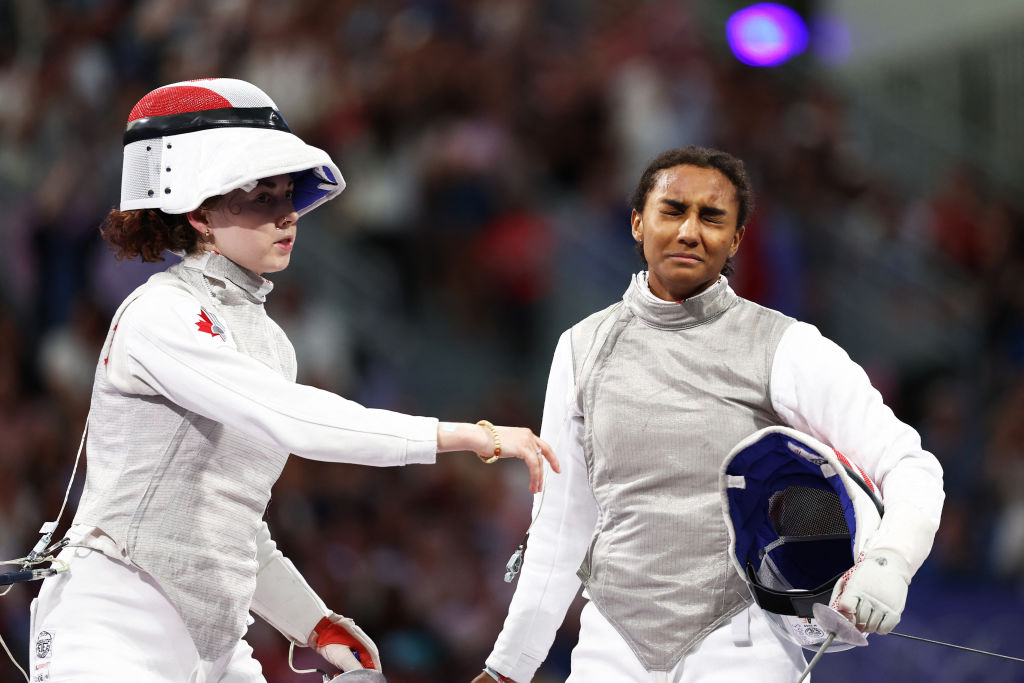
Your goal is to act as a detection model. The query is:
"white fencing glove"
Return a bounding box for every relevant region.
[310,612,382,672]
[829,548,911,634]
[828,498,938,635]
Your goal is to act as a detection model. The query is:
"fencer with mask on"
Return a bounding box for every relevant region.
[26,78,559,683]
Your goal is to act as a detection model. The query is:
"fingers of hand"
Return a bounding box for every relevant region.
[320,614,381,671]
[849,599,886,634]
[834,557,907,634]
[527,446,544,493]
[490,428,558,492]
[858,603,879,633]
[528,440,557,492]
[319,643,363,671]
[537,438,560,473]
[835,569,909,634]
[876,611,899,635]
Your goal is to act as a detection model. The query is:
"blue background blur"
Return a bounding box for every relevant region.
[1,1,1022,681]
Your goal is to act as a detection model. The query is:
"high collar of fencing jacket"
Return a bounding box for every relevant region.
[624,271,736,330]
[180,251,275,304]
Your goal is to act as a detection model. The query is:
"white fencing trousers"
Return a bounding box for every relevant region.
[28,547,265,683]
[566,600,807,683]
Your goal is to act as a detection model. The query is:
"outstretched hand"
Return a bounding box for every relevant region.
[436,422,560,493]
[490,425,560,493]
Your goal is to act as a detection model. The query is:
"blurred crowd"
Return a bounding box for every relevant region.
[1,1,1022,681]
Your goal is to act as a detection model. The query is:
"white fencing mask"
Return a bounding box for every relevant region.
[120,78,344,216]
[720,426,883,652]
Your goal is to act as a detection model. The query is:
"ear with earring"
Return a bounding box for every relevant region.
[187,209,214,246]
[200,227,216,248]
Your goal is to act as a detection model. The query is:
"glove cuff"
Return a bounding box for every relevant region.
[865,499,937,577]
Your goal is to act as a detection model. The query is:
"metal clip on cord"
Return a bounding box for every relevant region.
[0,566,64,587]
[0,418,88,682]
[504,536,528,583]
[26,524,56,564]
[288,641,333,682]
[502,387,574,584]
[288,642,392,682]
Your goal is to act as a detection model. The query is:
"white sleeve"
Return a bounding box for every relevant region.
[486,330,598,683]
[105,286,437,466]
[770,321,945,572]
[250,521,330,646]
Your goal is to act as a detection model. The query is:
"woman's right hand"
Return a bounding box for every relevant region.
[489,424,560,494]
[436,422,561,494]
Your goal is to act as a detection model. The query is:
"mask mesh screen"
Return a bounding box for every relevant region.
[756,485,853,592]
[122,140,162,204]
[769,485,849,538]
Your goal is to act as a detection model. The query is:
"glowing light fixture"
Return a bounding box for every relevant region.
[726,3,809,67]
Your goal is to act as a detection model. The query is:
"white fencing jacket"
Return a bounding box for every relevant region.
[485,274,945,682]
[70,251,438,662]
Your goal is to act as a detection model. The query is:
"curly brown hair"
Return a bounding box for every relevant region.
[100,198,221,262]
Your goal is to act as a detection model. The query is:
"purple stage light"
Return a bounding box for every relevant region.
[726,3,809,67]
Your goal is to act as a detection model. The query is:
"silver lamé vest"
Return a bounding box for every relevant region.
[571,276,794,671]
[72,253,297,662]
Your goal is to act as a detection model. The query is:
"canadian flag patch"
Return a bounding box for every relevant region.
[196,307,226,339]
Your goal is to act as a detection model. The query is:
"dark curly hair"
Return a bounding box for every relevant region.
[629,146,754,274]
[100,198,221,262]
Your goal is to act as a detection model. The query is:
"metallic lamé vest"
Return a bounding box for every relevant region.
[72,253,295,662]
[571,277,794,671]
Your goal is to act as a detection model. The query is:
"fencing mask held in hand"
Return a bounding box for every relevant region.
[720,426,883,652]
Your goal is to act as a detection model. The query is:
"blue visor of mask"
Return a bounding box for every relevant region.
[291,165,339,213]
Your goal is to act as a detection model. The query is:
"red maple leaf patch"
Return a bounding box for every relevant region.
[196,308,225,338]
